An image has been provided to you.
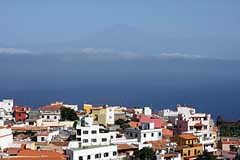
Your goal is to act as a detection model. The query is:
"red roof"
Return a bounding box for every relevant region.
[162,128,173,138]
[2,145,67,160]
[36,131,49,136]
[117,144,138,150]
[39,104,63,111]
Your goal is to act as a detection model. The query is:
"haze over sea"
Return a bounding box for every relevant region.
[0,1,240,120]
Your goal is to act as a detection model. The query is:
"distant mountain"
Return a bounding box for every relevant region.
[32,24,164,53]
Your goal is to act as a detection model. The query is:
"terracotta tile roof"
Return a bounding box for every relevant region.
[0,125,11,129]
[129,121,140,128]
[162,128,173,138]
[36,131,49,136]
[17,149,67,159]
[12,126,47,131]
[50,141,69,146]
[144,139,167,150]
[2,146,67,160]
[179,133,198,140]
[39,104,63,111]
[117,144,138,150]
[6,148,20,155]
[161,153,178,158]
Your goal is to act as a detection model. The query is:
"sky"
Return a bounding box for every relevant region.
[0,1,240,120]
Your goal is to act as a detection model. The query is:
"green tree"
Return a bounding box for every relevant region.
[134,147,154,160]
[115,119,125,126]
[197,151,216,160]
[60,107,79,121]
[115,119,130,129]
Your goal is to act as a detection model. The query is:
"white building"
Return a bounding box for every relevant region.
[0,99,13,113]
[37,130,59,142]
[124,122,162,143]
[143,107,152,116]
[177,110,217,153]
[0,99,14,122]
[0,126,13,150]
[51,102,78,111]
[0,108,13,122]
[66,116,119,160]
[76,116,117,147]
[39,104,61,122]
[66,144,118,160]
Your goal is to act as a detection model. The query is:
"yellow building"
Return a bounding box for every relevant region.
[83,104,92,114]
[91,106,115,126]
[171,133,203,160]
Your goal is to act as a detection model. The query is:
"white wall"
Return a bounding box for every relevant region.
[64,104,78,111]
[143,107,152,116]
[0,99,13,113]
[106,107,114,125]
[0,127,13,150]
[40,113,60,122]
[125,128,162,143]
[66,145,118,160]
[76,124,116,147]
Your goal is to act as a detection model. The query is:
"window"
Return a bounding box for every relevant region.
[91,139,97,142]
[95,154,100,158]
[47,116,50,119]
[190,126,194,130]
[77,138,81,141]
[77,129,81,135]
[83,139,88,143]
[194,149,197,155]
[91,130,97,134]
[144,133,146,138]
[111,136,113,139]
[18,113,21,116]
[83,131,88,134]
[54,116,57,119]
[151,133,154,137]
[104,153,109,157]
[42,115,44,118]
[135,133,138,138]
[204,126,207,130]
[79,156,83,160]
[113,151,117,156]
[102,138,107,142]
[87,155,90,160]
[188,150,190,156]
[159,132,161,136]
[109,116,112,119]
[130,133,132,137]
[41,137,45,141]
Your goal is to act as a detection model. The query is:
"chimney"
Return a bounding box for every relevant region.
[20,144,27,150]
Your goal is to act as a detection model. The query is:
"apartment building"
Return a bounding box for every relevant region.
[39,104,62,122]
[124,122,162,143]
[66,116,118,160]
[171,133,203,160]
[0,99,14,122]
[177,111,217,153]
[91,105,114,126]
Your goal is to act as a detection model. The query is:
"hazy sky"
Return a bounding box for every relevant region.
[0,1,240,119]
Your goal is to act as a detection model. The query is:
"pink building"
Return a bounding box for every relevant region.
[132,114,164,129]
